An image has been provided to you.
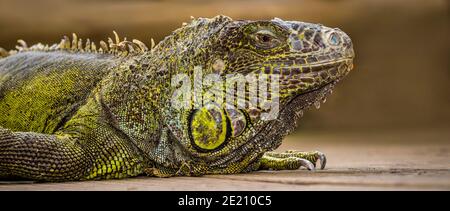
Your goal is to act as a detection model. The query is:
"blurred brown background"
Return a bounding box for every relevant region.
[0,0,448,133]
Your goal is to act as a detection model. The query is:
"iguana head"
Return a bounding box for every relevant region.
[157,16,354,173]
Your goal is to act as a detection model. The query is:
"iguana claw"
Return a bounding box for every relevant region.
[316,151,327,170]
[283,150,327,170]
[259,150,327,171]
[297,158,315,171]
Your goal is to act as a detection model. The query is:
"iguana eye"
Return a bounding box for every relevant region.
[253,30,281,49]
[256,31,273,43]
[189,104,229,151]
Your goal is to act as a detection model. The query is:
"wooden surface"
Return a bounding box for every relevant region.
[1,130,449,191]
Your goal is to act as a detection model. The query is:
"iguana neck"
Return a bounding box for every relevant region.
[95,53,165,154]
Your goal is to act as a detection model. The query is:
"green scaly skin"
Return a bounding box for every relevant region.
[0,16,354,181]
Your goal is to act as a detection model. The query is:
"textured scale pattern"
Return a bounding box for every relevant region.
[0,16,354,181]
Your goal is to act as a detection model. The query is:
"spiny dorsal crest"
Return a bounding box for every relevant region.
[1,31,157,58]
[57,31,153,56]
[0,47,9,58]
[0,16,232,59]
[181,15,231,27]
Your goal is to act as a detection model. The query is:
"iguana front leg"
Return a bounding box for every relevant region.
[258,150,327,171]
[0,126,145,181]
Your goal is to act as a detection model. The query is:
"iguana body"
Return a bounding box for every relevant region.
[0,16,354,181]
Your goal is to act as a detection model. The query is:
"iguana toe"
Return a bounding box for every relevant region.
[261,150,327,171]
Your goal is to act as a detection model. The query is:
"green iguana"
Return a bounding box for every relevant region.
[0,15,354,181]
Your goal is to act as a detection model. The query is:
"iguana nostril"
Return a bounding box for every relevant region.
[328,32,341,46]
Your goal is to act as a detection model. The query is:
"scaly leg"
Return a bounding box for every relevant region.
[0,126,145,181]
[259,150,326,171]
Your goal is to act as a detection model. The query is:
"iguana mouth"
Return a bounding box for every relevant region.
[284,80,336,121]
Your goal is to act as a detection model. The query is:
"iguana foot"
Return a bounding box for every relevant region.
[259,150,326,171]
